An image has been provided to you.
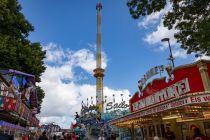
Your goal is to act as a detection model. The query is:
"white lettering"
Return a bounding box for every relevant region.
[132,78,190,111]
[167,84,178,98]
[177,78,190,95]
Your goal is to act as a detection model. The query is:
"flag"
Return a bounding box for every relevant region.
[4,97,17,111]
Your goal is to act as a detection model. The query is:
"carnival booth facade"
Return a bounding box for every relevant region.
[0,70,40,139]
[109,60,210,140]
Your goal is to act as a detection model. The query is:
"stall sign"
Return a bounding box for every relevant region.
[131,94,210,118]
[138,65,164,86]
[132,78,190,112]
[130,62,207,112]
[106,101,129,110]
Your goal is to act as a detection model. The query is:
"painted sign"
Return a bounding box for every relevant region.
[116,94,210,122]
[137,94,210,117]
[106,101,129,110]
[130,62,207,112]
[132,78,190,111]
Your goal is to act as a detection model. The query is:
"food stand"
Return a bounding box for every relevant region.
[109,60,210,140]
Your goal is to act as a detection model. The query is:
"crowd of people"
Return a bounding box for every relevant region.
[152,127,210,140]
[38,131,78,140]
[0,130,79,140]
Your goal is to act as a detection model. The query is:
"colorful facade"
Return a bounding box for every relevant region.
[0,69,40,136]
[109,60,210,140]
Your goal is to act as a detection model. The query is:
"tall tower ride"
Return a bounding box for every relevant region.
[94,2,104,113]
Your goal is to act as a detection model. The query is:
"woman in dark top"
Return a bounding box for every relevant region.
[38,131,48,140]
[193,128,209,140]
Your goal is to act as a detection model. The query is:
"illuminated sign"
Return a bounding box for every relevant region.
[136,94,210,117]
[130,61,207,112]
[133,78,190,111]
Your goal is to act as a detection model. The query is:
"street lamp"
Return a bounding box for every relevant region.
[161,38,175,68]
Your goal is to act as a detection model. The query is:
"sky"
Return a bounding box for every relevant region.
[18,0,209,128]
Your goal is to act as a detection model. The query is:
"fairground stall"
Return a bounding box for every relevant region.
[73,96,130,139]
[0,69,39,139]
[109,60,210,140]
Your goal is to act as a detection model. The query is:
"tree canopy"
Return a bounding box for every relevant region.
[127,0,210,56]
[0,0,46,112]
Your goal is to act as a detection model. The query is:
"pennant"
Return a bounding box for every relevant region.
[4,97,17,111]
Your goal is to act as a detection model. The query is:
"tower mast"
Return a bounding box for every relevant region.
[94,2,104,113]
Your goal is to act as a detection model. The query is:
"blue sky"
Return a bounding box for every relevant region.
[19,0,198,128]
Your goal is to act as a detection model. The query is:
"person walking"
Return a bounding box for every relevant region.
[164,127,175,140]
[38,132,48,140]
[59,132,66,140]
[71,132,77,140]
[98,135,105,140]
[193,127,210,140]
[52,134,56,140]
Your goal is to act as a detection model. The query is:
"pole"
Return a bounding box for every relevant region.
[130,123,135,140]
[167,40,175,68]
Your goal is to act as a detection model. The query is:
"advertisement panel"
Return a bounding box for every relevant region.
[130,63,207,112]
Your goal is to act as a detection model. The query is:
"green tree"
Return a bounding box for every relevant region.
[36,86,45,113]
[0,0,46,112]
[127,0,210,56]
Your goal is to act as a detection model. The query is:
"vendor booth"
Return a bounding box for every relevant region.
[109,60,210,140]
[0,70,40,139]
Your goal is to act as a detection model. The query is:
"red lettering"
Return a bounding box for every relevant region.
[197,97,201,102]
[190,97,197,103]
[190,97,201,103]
[203,96,210,102]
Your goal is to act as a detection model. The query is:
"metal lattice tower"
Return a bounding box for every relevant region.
[93,2,104,113]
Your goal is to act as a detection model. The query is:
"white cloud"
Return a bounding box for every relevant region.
[70,48,107,74]
[138,4,171,28]
[140,4,189,59]
[104,87,130,107]
[38,43,130,128]
[172,49,188,59]
[194,55,210,61]
[144,20,178,47]
[44,43,65,65]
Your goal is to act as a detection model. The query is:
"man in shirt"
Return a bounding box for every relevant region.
[164,127,175,140]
